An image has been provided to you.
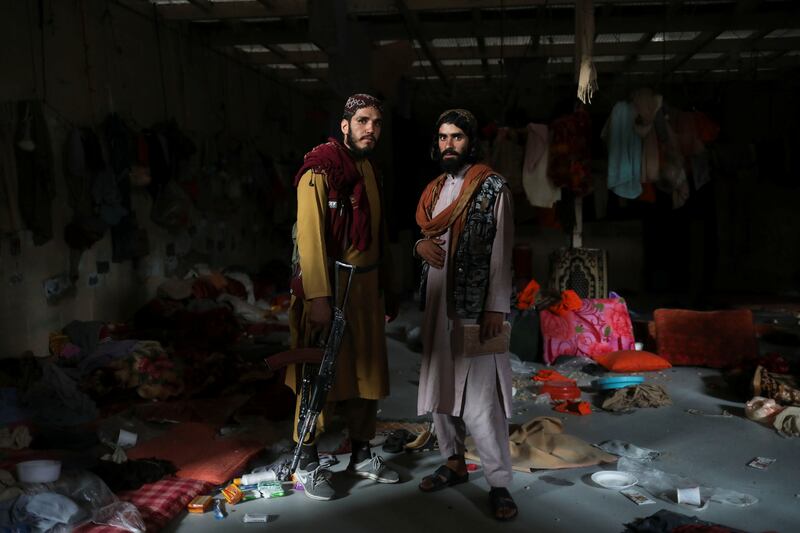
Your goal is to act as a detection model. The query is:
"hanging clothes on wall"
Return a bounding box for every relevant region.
[602,101,642,200]
[0,103,23,234]
[549,105,592,197]
[673,110,720,191]
[632,88,662,185]
[15,101,55,245]
[491,127,525,194]
[522,123,560,208]
[654,106,690,209]
[103,113,148,263]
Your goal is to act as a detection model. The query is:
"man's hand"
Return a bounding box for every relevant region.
[308,297,332,332]
[416,238,446,269]
[480,311,504,343]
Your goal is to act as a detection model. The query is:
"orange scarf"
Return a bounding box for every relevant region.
[415,164,494,257]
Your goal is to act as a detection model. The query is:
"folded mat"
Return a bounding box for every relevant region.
[74,476,213,532]
[126,422,263,484]
[466,416,616,472]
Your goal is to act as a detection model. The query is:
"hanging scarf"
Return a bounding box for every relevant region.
[415,163,494,259]
[293,137,371,256]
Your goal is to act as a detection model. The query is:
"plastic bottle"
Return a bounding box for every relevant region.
[213,499,226,520]
[234,468,278,485]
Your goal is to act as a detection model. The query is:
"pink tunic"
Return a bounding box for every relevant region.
[417,165,514,417]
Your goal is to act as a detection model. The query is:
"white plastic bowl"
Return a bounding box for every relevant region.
[16,460,62,484]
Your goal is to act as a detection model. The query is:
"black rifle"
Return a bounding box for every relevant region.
[288,260,357,477]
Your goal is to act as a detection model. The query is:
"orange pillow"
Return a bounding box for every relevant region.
[593,350,672,372]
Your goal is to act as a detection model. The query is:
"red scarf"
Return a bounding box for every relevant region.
[294,138,371,256]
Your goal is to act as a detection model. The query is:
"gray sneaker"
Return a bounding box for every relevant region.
[295,462,336,501]
[347,454,400,484]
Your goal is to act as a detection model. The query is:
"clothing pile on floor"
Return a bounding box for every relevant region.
[0,266,297,531]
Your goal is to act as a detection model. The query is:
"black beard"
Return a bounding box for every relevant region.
[438,149,467,173]
[345,130,374,159]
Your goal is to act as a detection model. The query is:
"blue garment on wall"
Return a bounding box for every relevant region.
[606,101,642,199]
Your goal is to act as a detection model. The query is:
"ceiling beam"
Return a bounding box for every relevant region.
[395,0,450,91]
[157,0,570,21]
[212,30,800,61]
[186,0,212,12]
[196,8,799,47]
[471,9,491,84]
[405,54,799,78]
[260,44,319,80]
[664,30,723,76]
[243,50,326,65]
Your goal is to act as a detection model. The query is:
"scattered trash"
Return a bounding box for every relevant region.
[533,393,553,405]
[553,400,592,415]
[592,471,638,490]
[594,440,660,462]
[235,467,279,485]
[685,408,733,418]
[747,457,776,470]
[618,457,758,507]
[510,358,538,375]
[676,486,702,507]
[187,495,213,513]
[242,513,269,523]
[620,488,656,505]
[221,483,244,504]
[213,499,226,520]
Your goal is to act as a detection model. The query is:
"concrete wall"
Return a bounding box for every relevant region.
[0,0,322,357]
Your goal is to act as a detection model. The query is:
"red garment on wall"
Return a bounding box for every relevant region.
[548,106,592,197]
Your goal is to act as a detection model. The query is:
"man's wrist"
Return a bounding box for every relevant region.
[413,238,426,259]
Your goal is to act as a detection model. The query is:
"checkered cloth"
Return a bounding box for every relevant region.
[75,476,213,532]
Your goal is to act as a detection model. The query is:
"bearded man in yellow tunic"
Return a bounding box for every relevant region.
[286,94,399,500]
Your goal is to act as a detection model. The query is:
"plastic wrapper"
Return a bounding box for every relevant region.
[509,358,539,376]
[617,457,758,508]
[553,356,601,387]
[21,470,145,532]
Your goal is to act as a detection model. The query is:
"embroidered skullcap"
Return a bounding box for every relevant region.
[343,93,383,118]
[436,108,477,131]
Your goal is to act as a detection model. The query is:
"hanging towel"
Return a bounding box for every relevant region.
[522,123,560,208]
[604,101,642,199]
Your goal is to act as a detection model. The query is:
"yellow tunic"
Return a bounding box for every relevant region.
[286,160,390,403]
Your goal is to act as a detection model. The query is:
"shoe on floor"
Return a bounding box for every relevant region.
[295,462,336,500]
[347,454,400,483]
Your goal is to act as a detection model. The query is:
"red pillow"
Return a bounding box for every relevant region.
[593,350,672,372]
[653,309,757,368]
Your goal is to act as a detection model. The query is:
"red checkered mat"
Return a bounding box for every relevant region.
[75,476,213,532]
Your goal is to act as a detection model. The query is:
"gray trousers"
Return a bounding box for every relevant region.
[432,361,513,487]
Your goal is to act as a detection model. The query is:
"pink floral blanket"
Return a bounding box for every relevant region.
[540,297,635,364]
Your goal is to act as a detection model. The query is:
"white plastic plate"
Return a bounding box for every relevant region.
[591,470,638,490]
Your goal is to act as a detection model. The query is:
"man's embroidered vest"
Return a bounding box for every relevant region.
[452,174,505,318]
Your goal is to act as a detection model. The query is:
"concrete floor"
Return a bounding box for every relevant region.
[164,306,800,533]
